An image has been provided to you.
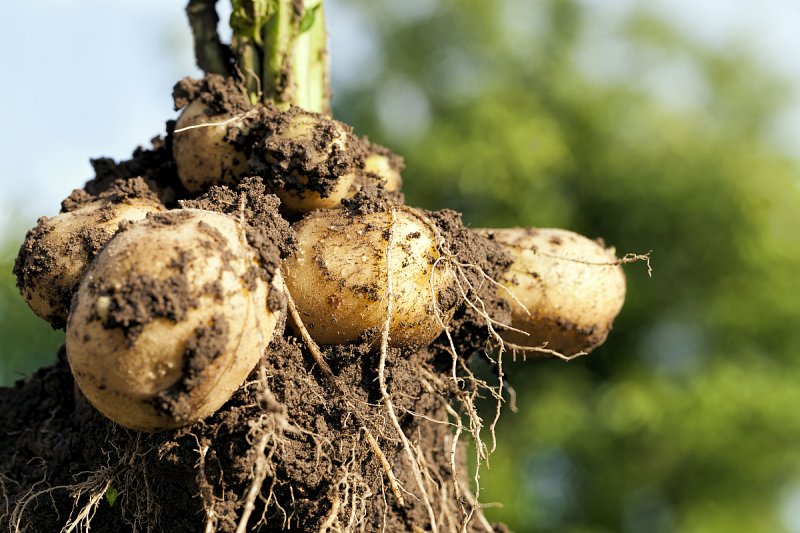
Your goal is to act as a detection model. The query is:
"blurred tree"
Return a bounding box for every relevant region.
[2,0,800,531]
[331,0,800,531]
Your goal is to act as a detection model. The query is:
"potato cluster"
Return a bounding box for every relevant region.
[15,76,630,432]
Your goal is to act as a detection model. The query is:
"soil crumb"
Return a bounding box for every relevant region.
[0,334,500,532]
[181,176,294,278]
[86,134,185,206]
[428,209,514,359]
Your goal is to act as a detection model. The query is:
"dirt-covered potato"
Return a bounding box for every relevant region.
[66,209,281,432]
[13,179,164,328]
[482,227,626,357]
[351,145,404,194]
[172,99,249,193]
[366,145,404,191]
[254,108,362,213]
[284,206,455,347]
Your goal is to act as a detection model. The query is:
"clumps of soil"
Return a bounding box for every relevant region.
[86,135,185,206]
[340,180,398,215]
[428,209,514,359]
[247,105,366,200]
[173,75,252,116]
[181,177,295,277]
[158,315,230,421]
[0,334,493,532]
[94,273,198,342]
[62,176,159,213]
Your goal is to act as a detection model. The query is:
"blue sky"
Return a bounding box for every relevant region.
[0,0,798,242]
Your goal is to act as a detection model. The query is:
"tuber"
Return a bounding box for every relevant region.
[481,227,626,357]
[13,179,164,328]
[283,206,455,347]
[66,208,280,431]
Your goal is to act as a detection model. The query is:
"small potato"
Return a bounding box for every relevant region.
[284,206,454,347]
[14,181,164,328]
[257,109,361,213]
[172,99,249,193]
[482,227,626,357]
[66,209,280,432]
[352,148,404,194]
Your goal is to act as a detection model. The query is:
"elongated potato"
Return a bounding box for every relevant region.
[481,227,626,357]
[172,99,249,193]
[284,206,454,347]
[13,179,164,328]
[66,209,280,432]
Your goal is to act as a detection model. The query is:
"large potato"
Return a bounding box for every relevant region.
[482,227,626,357]
[66,209,280,432]
[284,206,454,347]
[14,180,164,328]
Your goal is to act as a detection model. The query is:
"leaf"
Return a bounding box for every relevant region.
[298,4,321,34]
[105,486,119,507]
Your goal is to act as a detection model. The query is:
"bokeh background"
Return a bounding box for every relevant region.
[2,1,800,531]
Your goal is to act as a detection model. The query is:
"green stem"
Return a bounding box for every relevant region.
[226,0,329,113]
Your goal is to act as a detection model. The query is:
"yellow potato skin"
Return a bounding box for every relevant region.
[67,209,278,432]
[284,207,453,347]
[173,100,248,193]
[484,227,626,357]
[274,171,356,212]
[362,152,403,192]
[19,198,164,327]
[266,112,357,213]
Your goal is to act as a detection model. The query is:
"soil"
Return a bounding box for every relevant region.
[1,75,513,532]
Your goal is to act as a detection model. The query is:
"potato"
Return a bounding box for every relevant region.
[352,147,404,193]
[172,99,249,193]
[66,209,280,432]
[13,181,164,328]
[283,206,454,347]
[481,227,626,357]
[257,109,361,213]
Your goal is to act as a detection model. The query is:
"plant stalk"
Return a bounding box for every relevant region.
[190,0,329,113]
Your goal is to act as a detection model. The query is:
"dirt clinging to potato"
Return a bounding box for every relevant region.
[2,188,511,531]
[1,74,519,531]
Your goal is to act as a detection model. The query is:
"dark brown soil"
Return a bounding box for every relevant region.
[2,75,513,532]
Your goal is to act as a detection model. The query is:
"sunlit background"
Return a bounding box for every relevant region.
[2,1,800,531]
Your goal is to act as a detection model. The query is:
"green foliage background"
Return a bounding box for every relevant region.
[2,0,800,531]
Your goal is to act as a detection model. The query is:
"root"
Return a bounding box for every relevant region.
[504,341,587,361]
[284,282,344,395]
[537,249,653,277]
[172,109,259,134]
[380,208,439,532]
[8,434,158,533]
[235,365,292,533]
[363,427,405,507]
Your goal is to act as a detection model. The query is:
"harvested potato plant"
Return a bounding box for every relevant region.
[0,1,638,532]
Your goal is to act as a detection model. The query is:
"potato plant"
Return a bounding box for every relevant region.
[1,1,643,532]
